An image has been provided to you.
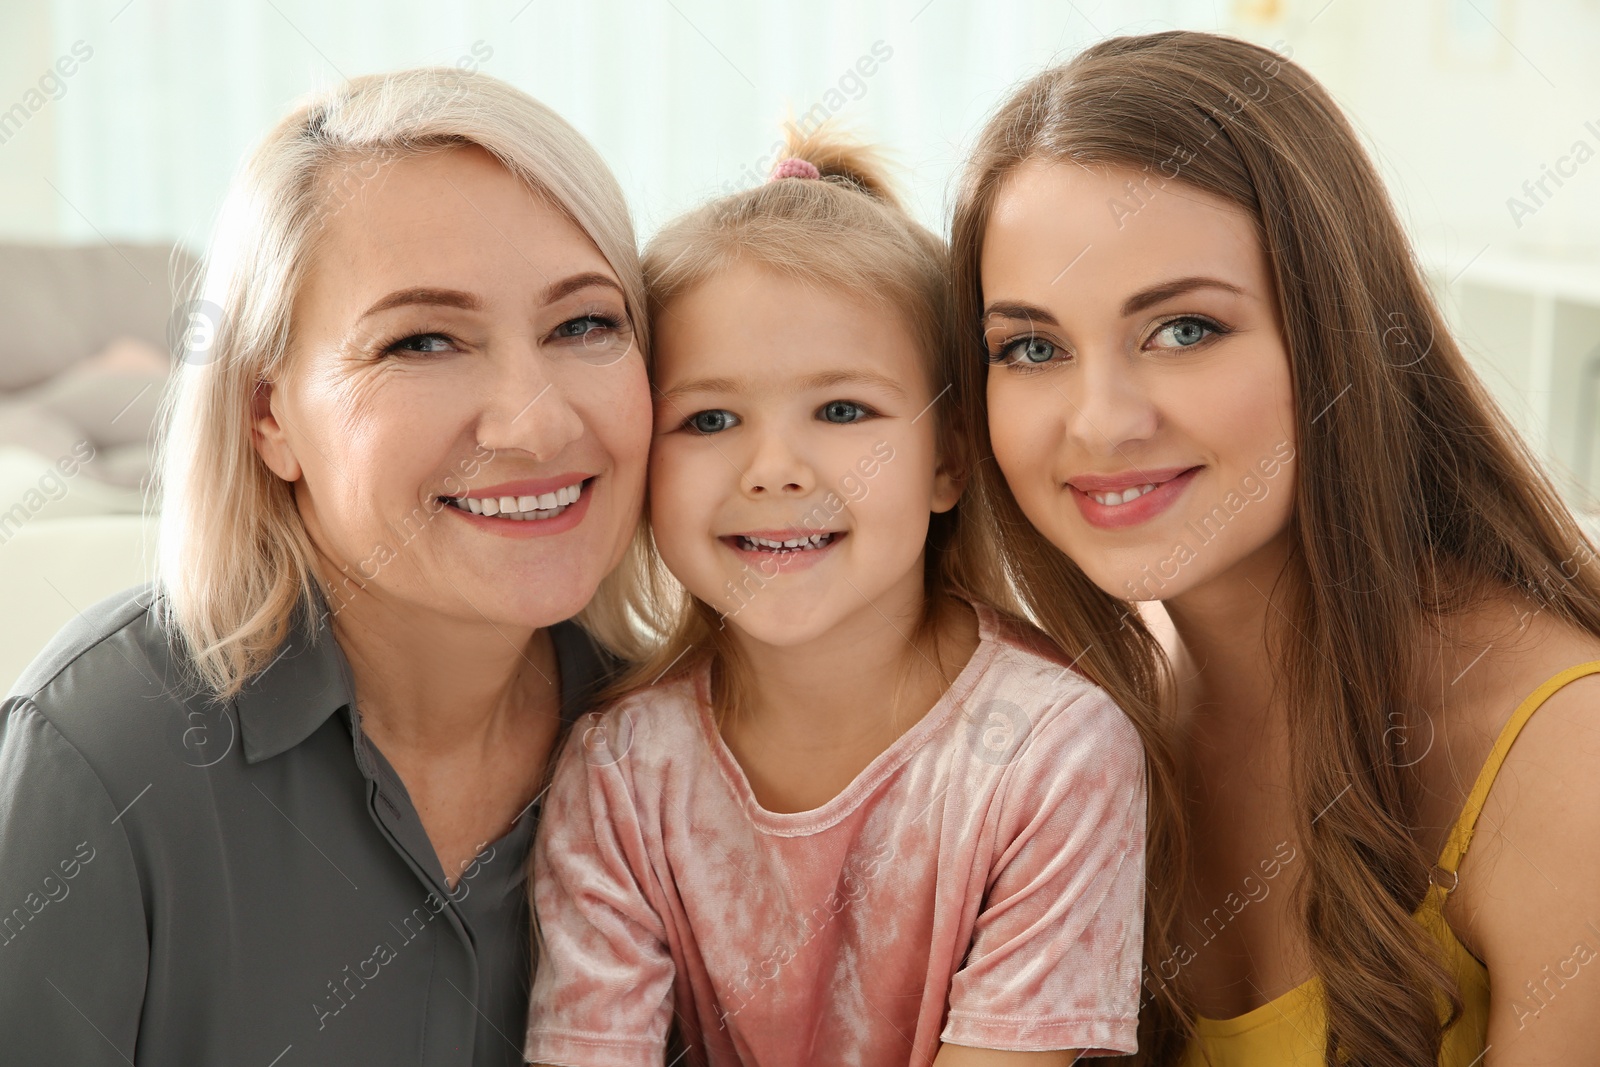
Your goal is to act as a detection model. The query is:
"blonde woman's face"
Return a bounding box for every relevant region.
[252,145,651,628]
[981,160,1297,603]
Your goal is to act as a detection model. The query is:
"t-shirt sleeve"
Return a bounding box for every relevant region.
[0,698,149,1065]
[942,687,1148,1056]
[525,709,675,1067]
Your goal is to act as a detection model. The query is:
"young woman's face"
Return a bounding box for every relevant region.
[649,263,960,647]
[252,145,651,628]
[981,160,1297,602]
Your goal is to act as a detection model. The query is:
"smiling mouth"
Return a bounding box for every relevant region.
[440,478,589,521]
[725,531,842,554]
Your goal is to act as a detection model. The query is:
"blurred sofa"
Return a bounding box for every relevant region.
[0,241,193,689]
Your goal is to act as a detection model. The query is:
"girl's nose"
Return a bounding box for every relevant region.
[741,427,815,496]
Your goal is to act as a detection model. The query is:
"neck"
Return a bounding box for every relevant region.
[315,566,557,758]
[1162,532,1296,731]
[726,571,955,746]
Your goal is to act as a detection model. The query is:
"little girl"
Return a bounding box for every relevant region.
[524,134,1148,1066]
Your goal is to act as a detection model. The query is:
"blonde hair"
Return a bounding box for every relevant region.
[154,67,650,700]
[617,127,1018,716]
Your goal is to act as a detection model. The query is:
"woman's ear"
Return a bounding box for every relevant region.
[251,379,303,482]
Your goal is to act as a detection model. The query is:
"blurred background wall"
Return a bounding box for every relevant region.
[1,0,1598,683]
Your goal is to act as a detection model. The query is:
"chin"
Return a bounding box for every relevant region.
[716,596,840,648]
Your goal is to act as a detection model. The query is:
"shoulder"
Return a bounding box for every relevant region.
[10,582,163,703]
[6,582,186,763]
[1455,640,1600,1043]
[963,612,1145,778]
[557,671,707,781]
[979,611,1144,753]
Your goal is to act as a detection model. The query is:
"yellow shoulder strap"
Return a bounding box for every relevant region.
[1435,660,1600,876]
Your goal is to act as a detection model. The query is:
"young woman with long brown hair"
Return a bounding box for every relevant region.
[951,31,1600,1066]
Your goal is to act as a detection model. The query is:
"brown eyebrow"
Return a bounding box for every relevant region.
[658,369,909,404]
[359,272,622,320]
[1121,276,1245,316]
[981,301,1060,329]
[362,287,481,317]
[542,271,624,305]
[981,277,1246,329]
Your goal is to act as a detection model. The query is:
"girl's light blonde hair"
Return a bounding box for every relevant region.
[154,67,651,701]
[615,127,1019,717]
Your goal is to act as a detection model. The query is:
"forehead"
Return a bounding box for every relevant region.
[652,263,927,392]
[981,159,1268,311]
[302,145,613,310]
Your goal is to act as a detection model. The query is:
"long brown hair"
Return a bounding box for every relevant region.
[950,31,1600,1065]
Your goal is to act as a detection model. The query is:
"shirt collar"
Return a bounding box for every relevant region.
[235,585,355,764]
[232,585,617,764]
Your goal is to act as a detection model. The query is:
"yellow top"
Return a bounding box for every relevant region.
[1182,660,1600,1067]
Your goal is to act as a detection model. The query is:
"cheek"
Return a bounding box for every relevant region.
[986,373,1061,499]
[647,439,714,564]
[569,358,654,482]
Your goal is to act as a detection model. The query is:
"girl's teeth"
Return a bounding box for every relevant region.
[1090,483,1158,506]
[449,481,584,519]
[740,533,834,551]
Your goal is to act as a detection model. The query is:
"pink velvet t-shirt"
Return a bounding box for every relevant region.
[525,606,1147,1066]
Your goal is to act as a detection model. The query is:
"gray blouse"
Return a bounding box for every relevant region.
[0,582,614,1066]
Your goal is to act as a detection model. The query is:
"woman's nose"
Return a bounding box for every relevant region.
[1062,353,1159,455]
[475,347,584,462]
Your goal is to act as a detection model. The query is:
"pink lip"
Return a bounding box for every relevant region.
[448,472,593,498]
[442,476,595,539]
[1068,466,1202,530]
[718,529,845,574]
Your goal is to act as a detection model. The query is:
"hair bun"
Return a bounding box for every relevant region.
[778,123,901,209]
[770,157,822,181]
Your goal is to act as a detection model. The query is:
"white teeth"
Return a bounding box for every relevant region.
[1090,483,1158,506]
[447,480,585,519]
[740,532,834,551]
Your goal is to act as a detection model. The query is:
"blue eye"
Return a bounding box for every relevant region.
[387,333,455,355]
[819,400,871,424]
[1150,317,1223,349]
[992,335,1060,368]
[686,409,738,434]
[554,314,620,339]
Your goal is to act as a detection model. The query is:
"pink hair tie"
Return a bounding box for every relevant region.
[770,157,821,181]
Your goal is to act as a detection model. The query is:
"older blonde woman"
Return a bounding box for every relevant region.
[0,69,650,1066]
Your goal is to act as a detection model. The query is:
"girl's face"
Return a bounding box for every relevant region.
[253,145,651,629]
[981,160,1297,602]
[649,262,961,647]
